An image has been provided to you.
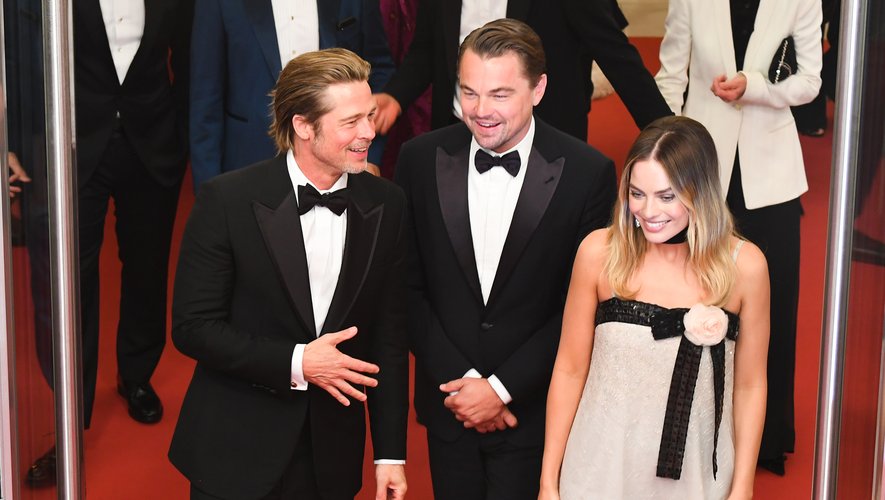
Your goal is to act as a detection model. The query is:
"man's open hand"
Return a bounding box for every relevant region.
[303,326,379,406]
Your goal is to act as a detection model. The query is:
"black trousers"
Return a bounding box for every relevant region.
[427,430,543,500]
[76,128,180,426]
[189,424,321,500]
[727,156,802,461]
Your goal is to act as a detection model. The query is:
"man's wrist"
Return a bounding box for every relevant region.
[455,369,512,404]
[374,459,406,465]
[487,374,513,405]
[449,368,483,396]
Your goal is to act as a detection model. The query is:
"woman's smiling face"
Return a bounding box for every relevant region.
[628,159,690,243]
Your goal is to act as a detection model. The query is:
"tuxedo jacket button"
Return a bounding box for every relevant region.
[480,322,494,331]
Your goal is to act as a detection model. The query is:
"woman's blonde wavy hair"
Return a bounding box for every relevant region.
[604,116,738,306]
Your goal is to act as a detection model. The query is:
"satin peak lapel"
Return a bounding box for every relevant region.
[436,146,483,303]
[486,147,563,305]
[323,178,383,334]
[253,192,316,338]
[244,0,283,78]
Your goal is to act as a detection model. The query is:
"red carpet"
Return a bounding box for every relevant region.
[16,37,845,498]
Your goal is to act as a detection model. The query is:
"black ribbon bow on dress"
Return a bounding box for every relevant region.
[474,149,521,176]
[595,298,739,481]
[297,184,350,216]
[649,307,739,480]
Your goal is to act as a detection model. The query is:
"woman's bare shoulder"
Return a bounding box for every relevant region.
[733,238,767,275]
[577,228,611,264]
[733,237,769,297]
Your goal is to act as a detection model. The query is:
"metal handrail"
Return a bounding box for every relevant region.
[813,0,870,497]
[42,0,83,496]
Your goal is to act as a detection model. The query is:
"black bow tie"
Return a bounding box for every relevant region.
[474,150,521,176]
[297,184,350,216]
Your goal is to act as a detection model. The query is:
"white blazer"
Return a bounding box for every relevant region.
[656,0,822,209]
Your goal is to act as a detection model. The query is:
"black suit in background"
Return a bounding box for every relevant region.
[383,0,672,141]
[395,119,617,499]
[72,0,192,425]
[169,158,409,499]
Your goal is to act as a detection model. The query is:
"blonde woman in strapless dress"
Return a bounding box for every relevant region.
[539,116,770,500]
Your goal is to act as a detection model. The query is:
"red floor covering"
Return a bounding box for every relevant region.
[14,37,860,499]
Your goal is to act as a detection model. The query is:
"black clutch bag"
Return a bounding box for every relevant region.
[768,36,798,83]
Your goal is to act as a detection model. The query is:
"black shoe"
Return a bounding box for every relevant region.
[26,446,56,487]
[853,230,885,266]
[799,127,826,137]
[117,377,163,424]
[758,455,786,476]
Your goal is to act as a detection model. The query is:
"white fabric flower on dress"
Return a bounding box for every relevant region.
[683,304,728,346]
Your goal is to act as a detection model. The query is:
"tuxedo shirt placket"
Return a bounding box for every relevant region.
[99,0,145,84]
[271,0,320,67]
[300,198,346,336]
[470,167,514,304]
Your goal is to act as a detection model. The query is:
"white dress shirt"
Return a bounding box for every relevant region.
[286,151,348,391]
[99,0,145,84]
[452,0,508,119]
[468,118,533,304]
[461,117,535,405]
[271,0,320,67]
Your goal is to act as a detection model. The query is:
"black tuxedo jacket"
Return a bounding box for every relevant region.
[395,119,616,446]
[168,157,409,499]
[382,0,672,140]
[73,0,191,188]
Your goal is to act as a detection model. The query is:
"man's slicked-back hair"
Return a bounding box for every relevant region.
[269,48,371,153]
[458,18,547,87]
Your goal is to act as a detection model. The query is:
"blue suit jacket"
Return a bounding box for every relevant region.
[190,0,394,191]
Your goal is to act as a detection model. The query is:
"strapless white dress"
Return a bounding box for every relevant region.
[559,298,738,500]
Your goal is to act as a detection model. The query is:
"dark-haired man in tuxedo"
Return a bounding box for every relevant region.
[395,19,616,500]
[375,0,672,143]
[169,48,409,500]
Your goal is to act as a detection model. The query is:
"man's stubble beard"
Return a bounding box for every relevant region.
[341,160,367,175]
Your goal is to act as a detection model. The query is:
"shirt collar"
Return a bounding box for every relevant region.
[286,150,348,204]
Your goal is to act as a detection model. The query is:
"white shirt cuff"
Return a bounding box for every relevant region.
[290,344,308,391]
[451,369,511,404]
[374,459,406,465]
[487,375,513,405]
